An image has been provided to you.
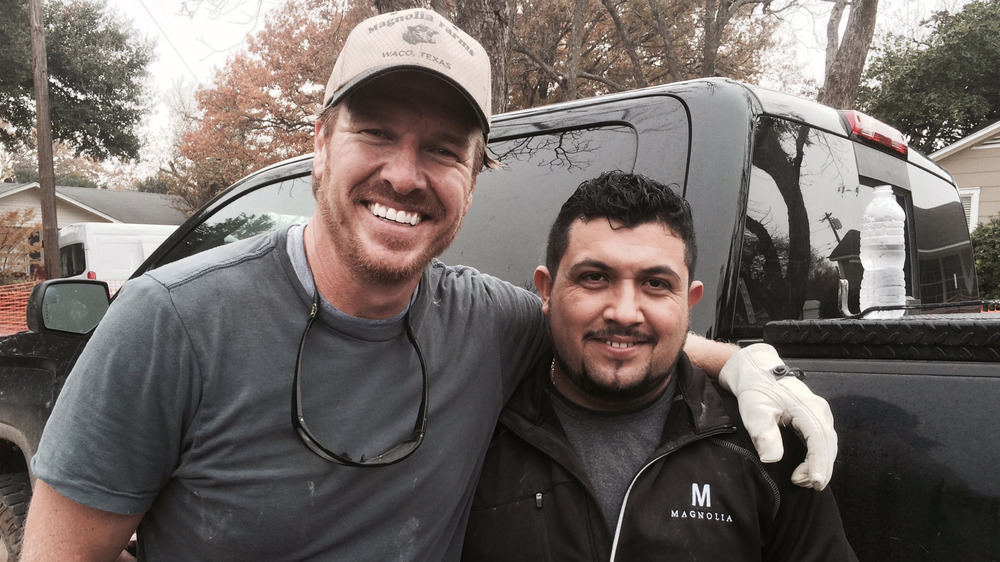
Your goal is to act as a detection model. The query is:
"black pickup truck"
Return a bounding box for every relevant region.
[1,78,997,560]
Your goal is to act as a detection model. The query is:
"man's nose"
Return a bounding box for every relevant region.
[603,284,644,326]
[381,143,428,195]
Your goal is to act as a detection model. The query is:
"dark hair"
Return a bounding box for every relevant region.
[545,170,697,276]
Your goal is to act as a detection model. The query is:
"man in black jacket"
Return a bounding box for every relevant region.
[463,171,856,561]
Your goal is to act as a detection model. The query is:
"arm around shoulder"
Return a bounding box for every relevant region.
[21,480,142,562]
[701,341,838,491]
[683,333,739,377]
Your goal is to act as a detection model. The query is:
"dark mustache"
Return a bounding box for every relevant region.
[584,328,656,344]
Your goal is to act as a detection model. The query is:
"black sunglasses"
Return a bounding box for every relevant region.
[291,291,428,467]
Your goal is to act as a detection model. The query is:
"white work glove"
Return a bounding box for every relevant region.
[718,343,836,491]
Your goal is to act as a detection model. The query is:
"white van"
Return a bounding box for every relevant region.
[59,222,178,284]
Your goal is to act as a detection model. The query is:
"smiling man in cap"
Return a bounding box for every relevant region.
[22,8,835,561]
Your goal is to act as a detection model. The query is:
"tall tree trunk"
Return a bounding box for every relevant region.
[701,0,789,79]
[823,0,848,78]
[646,0,684,82]
[701,0,727,77]
[602,0,648,87]
[817,0,879,109]
[563,0,587,100]
[456,0,514,113]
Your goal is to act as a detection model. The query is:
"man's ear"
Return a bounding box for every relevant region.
[313,121,327,181]
[533,266,554,315]
[688,280,704,310]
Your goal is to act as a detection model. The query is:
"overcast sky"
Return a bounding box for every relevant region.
[102,0,284,169]
[111,1,282,88]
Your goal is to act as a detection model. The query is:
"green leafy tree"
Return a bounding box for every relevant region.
[857,0,1000,154]
[971,217,1000,300]
[0,0,154,160]
[12,168,98,188]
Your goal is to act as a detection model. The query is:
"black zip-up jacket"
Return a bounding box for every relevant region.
[462,353,857,561]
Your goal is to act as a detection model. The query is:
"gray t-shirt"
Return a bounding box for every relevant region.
[286,223,424,459]
[32,226,548,561]
[551,375,677,531]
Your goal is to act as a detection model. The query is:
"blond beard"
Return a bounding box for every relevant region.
[312,172,467,286]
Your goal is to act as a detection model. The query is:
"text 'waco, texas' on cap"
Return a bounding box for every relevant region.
[323,8,492,133]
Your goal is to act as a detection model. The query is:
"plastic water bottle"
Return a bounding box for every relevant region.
[859,185,906,318]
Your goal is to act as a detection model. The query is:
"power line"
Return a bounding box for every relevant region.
[137,0,199,80]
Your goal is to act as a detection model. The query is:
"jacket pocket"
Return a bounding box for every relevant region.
[463,491,556,562]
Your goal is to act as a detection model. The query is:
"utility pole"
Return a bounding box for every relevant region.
[821,212,843,244]
[30,0,60,279]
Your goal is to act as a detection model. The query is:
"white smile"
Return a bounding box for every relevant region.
[606,341,636,349]
[369,203,422,226]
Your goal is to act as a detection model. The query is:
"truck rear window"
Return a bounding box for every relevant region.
[910,165,978,303]
[441,124,642,290]
[733,116,977,336]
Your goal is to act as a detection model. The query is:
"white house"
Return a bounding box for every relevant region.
[0,182,187,227]
[0,182,186,278]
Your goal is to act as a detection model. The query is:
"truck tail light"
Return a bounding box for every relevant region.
[87,271,96,280]
[841,110,908,156]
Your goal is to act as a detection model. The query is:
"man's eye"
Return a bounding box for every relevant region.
[646,279,672,290]
[432,147,459,159]
[363,129,389,139]
[581,273,605,283]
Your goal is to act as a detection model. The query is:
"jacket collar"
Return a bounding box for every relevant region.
[501,352,735,450]
[656,352,735,452]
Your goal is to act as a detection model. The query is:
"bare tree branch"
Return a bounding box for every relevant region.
[601,0,648,87]
[578,71,628,91]
[512,35,565,84]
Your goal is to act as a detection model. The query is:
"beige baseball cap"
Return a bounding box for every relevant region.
[323,8,492,133]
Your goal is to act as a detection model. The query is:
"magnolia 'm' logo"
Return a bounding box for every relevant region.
[692,483,711,507]
[403,25,438,45]
[669,482,734,524]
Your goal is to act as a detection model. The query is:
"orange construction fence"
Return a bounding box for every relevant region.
[0,281,37,335]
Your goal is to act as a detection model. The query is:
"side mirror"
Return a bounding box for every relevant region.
[26,280,111,335]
